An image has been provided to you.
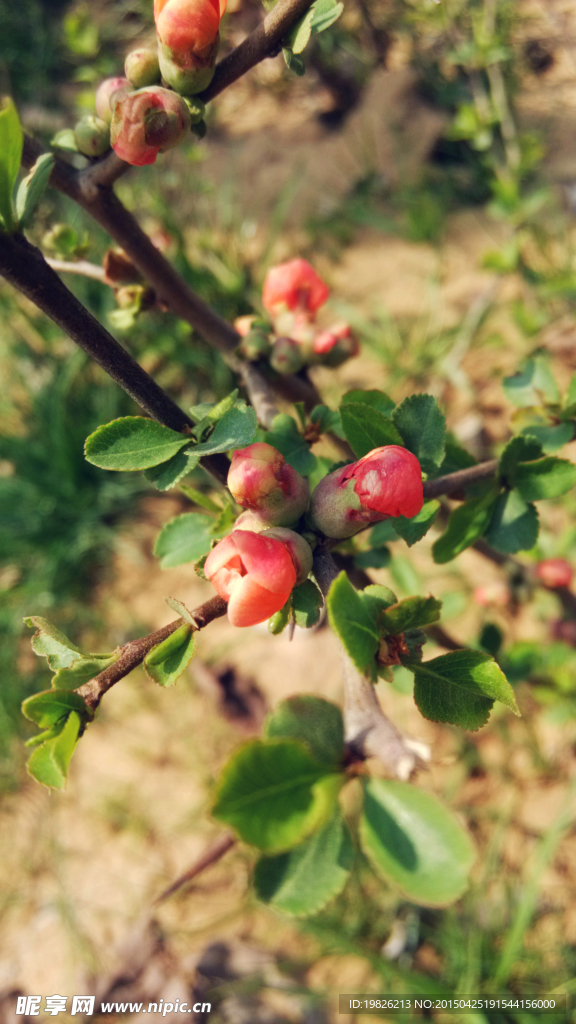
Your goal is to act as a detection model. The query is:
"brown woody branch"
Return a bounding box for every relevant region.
[423,459,499,499]
[0,230,229,483]
[200,0,316,102]
[77,594,227,712]
[154,832,236,903]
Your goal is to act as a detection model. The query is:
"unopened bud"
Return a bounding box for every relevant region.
[74,115,110,157]
[535,558,573,589]
[238,328,272,361]
[309,446,424,539]
[261,527,313,585]
[158,38,218,95]
[125,48,161,88]
[110,86,191,166]
[205,529,296,627]
[313,322,359,367]
[228,442,309,528]
[103,249,141,285]
[95,77,131,122]
[269,336,305,375]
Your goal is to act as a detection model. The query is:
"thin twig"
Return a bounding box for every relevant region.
[201,0,316,102]
[423,459,499,499]
[76,595,228,712]
[45,257,106,281]
[154,832,236,904]
[0,231,229,484]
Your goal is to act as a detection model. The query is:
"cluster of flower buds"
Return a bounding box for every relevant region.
[204,441,423,627]
[235,258,359,374]
[85,0,224,166]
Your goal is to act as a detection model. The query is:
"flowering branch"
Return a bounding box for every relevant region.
[200,0,316,102]
[76,595,227,712]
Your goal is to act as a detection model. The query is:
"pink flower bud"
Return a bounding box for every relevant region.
[261,528,313,585]
[228,442,310,527]
[269,337,306,375]
[313,322,359,367]
[262,259,329,317]
[95,77,131,122]
[74,115,110,157]
[125,49,161,89]
[205,530,297,627]
[110,87,191,166]
[155,0,226,55]
[535,558,573,589]
[309,446,424,539]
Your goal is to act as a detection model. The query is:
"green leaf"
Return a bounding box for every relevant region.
[391,500,440,546]
[432,490,499,564]
[26,711,82,790]
[164,596,200,626]
[353,547,391,570]
[310,0,344,34]
[437,439,477,477]
[292,579,323,628]
[564,371,576,414]
[85,417,192,471]
[287,5,315,53]
[212,738,343,853]
[254,810,353,916]
[22,688,89,729]
[341,390,395,417]
[361,583,397,619]
[265,414,316,475]
[143,624,196,687]
[0,97,23,231]
[283,47,306,75]
[484,490,539,554]
[192,401,257,455]
[499,434,543,482]
[189,389,238,425]
[412,650,520,731]
[380,596,442,637]
[179,484,222,512]
[15,152,54,229]
[310,405,344,438]
[264,695,344,766]
[25,616,82,670]
[512,457,576,502]
[154,512,215,568]
[52,653,118,689]
[391,394,446,475]
[369,520,398,546]
[340,403,403,459]
[521,422,573,453]
[211,501,237,537]
[359,778,475,907]
[144,449,200,490]
[269,597,291,635]
[51,128,78,153]
[326,572,379,676]
[503,356,559,407]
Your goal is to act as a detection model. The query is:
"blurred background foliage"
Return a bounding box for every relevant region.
[1,0,576,1018]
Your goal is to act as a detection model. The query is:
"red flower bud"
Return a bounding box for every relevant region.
[535,558,573,589]
[125,49,161,89]
[205,530,297,626]
[95,77,131,123]
[110,87,191,166]
[309,446,424,539]
[154,0,226,92]
[313,322,359,367]
[261,528,313,585]
[262,259,329,317]
[228,442,309,527]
